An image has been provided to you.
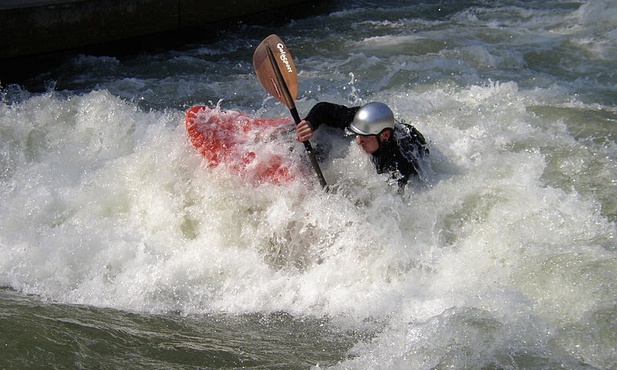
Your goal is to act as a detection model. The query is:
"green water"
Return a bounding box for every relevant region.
[1,289,365,369]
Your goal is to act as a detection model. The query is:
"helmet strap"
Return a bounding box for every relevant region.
[376,129,392,149]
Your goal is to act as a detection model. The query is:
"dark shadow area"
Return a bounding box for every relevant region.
[0,0,334,88]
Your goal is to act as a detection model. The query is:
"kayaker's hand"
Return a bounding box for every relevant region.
[296,120,314,142]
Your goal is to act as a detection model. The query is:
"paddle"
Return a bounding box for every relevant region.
[253,34,328,188]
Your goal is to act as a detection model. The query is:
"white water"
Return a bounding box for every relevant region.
[1,0,616,368]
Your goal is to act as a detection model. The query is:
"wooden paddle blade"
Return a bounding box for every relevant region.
[253,34,299,110]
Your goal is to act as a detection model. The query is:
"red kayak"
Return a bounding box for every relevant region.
[185,105,301,185]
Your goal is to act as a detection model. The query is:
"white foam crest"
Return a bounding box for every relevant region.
[1,81,615,334]
[0,90,405,317]
[569,0,617,61]
[575,0,617,32]
[317,81,616,370]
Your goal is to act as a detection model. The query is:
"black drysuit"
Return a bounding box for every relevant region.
[304,102,429,187]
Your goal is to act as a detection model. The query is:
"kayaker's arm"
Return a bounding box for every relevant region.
[296,102,359,142]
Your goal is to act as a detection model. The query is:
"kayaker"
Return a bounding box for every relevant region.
[295,102,430,187]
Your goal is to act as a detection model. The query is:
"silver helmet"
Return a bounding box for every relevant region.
[349,102,395,136]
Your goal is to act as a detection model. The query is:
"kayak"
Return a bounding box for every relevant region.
[185,105,300,184]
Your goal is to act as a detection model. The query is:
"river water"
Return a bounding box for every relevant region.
[1,0,616,369]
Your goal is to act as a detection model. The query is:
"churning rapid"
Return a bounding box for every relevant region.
[1,0,616,369]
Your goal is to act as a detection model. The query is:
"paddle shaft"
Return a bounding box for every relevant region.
[288,107,327,188]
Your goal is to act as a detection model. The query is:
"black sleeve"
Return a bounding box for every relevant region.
[304,102,360,131]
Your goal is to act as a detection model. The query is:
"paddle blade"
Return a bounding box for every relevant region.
[253,34,299,109]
